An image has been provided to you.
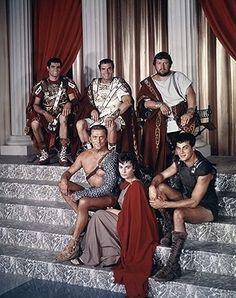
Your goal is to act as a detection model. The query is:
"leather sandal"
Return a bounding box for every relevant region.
[68,224,75,235]
[71,257,84,266]
[56,238,80,262]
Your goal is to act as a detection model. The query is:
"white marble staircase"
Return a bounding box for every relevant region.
[0,162,235,297]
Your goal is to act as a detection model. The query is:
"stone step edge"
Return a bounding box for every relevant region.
[0,177,88,188]
[0,217,236,248]
[0,163,86,183]
[0,196,69,209]
[1,194,235,220]
[1,200,235,228]
[155,242,236,277]
[0,222,235,273]
[0,219,236,251]
[0,173,236,190]
[0,244,235,295]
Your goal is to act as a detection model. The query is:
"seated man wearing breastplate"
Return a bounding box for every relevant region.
[25,57,80,166]
[57,124,119,262]
[74,58,139,155]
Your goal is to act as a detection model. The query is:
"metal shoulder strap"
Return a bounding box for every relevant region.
[53,81,64,111]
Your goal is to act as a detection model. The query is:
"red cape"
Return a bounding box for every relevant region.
[113,180,159,298]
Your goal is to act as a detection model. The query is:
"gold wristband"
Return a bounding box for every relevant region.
[154,102,163,109]
[187,107,195,114]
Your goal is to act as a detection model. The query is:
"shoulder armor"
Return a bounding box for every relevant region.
[34,85,42,95]
[192,158,216,176]
[68,81,76,88]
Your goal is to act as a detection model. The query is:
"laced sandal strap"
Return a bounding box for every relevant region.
[71,257,84,266]
[56,237,80,262]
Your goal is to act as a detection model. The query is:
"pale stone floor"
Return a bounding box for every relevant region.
[0,272,124,298]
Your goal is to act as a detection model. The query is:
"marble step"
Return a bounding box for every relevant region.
[218,191,236,217]
[0,178,235,217]
[0,219,72,252]
[0,163,86,183]
[0,197,76,226]
[0,196,235,244]
[186,216,236,244]
[0,244,235,298]
[0,244,124,294]
[1,163,236,193]
[155,240,236,278]
[0,180,62,202]
[0,179,90,203]
[216,173,236,193]
[148,270,236,298]
[0,218,235,278]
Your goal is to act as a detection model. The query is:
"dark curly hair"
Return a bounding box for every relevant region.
[118,152,142,180]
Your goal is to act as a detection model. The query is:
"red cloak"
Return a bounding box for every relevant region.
[113,180,159,298]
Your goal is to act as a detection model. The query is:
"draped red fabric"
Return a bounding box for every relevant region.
[200,0,236,60]
[113,180,159,298]
[33,0,82,82]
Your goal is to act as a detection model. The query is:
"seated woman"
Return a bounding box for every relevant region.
[71,152,159,298]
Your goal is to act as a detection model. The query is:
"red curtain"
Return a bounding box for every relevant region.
[33,0,82,82]
[200,0,236,60]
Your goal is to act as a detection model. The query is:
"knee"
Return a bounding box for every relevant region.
[59,115,67,125]
[76,120,87,132]
[157,183,167,193]
[173,208,185,223]
[31,120,40,132]
[77,197,89,209]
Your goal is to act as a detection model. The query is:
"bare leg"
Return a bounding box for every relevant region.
[156,183,183,247]
[59,114,68,139]
[56,195,116,262]
[72,196,116,240]
[58,181,84,213]
[157,183,183,201]
[31,120,45,148]
[173,206,214,232]
[76,120,89,143]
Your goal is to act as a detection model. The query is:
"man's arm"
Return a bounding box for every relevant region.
[181,84,196,126]
[119,95,132,114]
[151,163,177,187]
[144,99,170,115]
[149,163,177,200]
[33,96,54,123]
[61,93,75,117]
[186,85,196,110]
[154,174,213,209]
[109,95,132,120]
[59,155,83,195]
